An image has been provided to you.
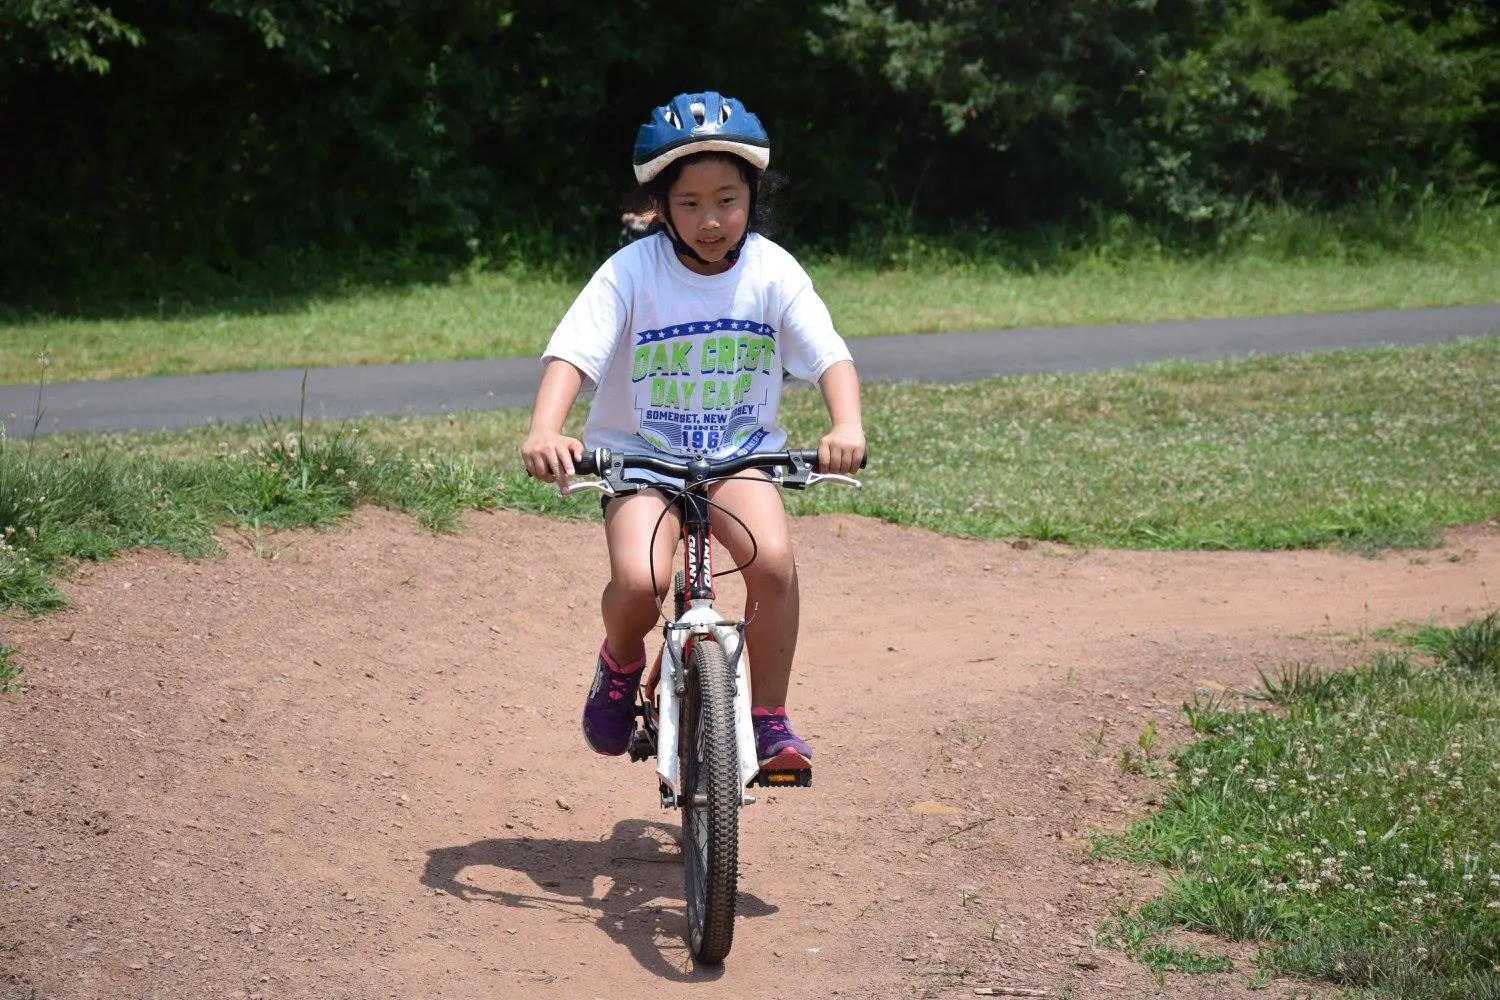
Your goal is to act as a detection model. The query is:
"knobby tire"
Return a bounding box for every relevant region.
[680,635,740,964]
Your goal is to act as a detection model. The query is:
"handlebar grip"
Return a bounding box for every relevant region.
[788,448,869,472]
[573,447,610,477]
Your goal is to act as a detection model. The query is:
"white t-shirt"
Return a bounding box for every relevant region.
[541,232,852,463]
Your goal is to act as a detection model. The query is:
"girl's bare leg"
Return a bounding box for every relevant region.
[601,488,681,665]
[708,474,798,708]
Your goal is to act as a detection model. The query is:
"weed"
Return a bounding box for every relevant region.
[1083,722,1108,759]
[1409,611,1500,676]
[1180,692,1236,733]
[1120,719,1167,777]
[0,645,21,693]
[1138,943,1234,976]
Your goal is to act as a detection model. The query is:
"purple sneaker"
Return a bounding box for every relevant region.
[752,708,812,770]
[582,643,643,756]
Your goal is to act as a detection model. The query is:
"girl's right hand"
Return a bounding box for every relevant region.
[520,430,585,488]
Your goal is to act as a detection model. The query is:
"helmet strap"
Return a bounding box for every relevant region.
[658,185,757,269]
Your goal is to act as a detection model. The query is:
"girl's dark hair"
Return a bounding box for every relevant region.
[630,151,781,238]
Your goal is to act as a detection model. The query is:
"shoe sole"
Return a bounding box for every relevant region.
[580,705,633,757]
[756,747,812,771]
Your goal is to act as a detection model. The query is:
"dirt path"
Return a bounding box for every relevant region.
[2,510,1496,999]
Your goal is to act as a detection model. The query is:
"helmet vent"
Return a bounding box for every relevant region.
[689,101,706,126]
[719,103,732,124]
[664,108,680,129]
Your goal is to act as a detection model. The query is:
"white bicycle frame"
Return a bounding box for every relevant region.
[568,454,860,805]
[655,594,760,800]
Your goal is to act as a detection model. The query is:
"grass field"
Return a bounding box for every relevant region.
[4,337,1497,614]
[1099,612,1500,999]
[4,199,1498,383]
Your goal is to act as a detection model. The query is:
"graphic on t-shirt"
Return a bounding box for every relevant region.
[630,318,779,457]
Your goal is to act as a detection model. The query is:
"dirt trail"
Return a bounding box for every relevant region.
[2,509,1495,1000]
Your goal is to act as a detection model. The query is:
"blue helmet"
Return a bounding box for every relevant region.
[633,92,770,185]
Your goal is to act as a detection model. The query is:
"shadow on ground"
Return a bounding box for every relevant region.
[422,819,777,981]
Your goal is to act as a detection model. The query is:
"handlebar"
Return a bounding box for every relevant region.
[573,447,867,481]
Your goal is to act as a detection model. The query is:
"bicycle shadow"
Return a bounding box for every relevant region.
[421,819,778,981]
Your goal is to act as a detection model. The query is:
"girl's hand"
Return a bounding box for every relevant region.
[817,424,866,476]
[521,430,585,490]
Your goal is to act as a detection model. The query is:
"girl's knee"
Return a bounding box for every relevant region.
[605,566,669,607]
[744,542,797,593]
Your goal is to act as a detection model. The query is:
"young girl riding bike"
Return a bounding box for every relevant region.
[520,91,866,776]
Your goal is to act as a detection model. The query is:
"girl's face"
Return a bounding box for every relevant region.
[664,157,751,274]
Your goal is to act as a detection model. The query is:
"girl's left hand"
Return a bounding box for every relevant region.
[817,424,866,475]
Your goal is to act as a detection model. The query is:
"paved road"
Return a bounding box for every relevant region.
[3,304,1497,436]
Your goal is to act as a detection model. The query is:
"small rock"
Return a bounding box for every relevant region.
[902,953,919,962]
[556,797,571,811]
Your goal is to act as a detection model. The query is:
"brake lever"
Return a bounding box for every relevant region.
[775,454,862,491]
[563,479,618,498]
[562,477,646,499]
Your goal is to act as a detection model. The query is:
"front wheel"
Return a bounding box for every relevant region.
[680,635,740,964]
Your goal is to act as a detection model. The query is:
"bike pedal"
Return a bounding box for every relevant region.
[750,768,812,788]
[626,728,656,763]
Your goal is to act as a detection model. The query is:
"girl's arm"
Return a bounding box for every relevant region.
[816,359,866,475]
[520,359,585,484]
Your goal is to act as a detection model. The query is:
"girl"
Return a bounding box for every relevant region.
[520,91,865,775]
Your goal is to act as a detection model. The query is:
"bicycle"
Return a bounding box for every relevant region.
[567,446,863,964]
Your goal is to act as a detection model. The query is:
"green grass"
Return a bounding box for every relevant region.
[3,337,1497,614]
[0,413,581,614]
[1096,613,1500,999]
[777,337,1500,550]
[1097,912,1236,985]
[0,644,21,693]
[4,199,1499,383]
